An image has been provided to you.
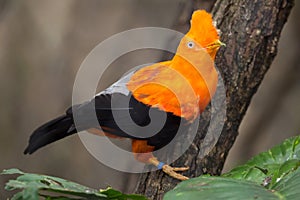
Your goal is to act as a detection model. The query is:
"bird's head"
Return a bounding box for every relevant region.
[182,10,225,59]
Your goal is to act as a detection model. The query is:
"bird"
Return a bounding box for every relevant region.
[24,10,224,180]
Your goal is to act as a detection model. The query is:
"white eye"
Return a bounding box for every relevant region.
[187,41,195,49]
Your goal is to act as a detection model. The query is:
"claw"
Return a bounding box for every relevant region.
[171,166,189,172]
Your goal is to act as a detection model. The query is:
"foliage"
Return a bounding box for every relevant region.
[1,168,147,200]
[3,136,300,199]
[164,136,300,200]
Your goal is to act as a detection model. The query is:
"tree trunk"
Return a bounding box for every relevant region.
[134,0,294,199]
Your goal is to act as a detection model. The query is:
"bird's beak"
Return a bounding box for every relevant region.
[216,39,226,47]
[206,39,226,49]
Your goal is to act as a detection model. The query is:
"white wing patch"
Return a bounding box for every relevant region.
[95,64,153,97]
[96,70,136,96]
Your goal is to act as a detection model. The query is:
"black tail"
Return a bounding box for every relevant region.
[24,114,76,154]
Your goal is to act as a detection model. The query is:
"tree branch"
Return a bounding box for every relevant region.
[134,0,294,199]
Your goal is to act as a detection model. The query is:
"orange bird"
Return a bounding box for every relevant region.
[24,10,224,180]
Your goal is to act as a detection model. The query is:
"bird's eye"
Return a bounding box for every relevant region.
[187,41,195,49]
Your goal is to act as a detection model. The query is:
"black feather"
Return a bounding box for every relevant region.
[24,114,76,154]
[24,93,190,154]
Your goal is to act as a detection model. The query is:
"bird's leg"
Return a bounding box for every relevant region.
[132,140,189,181]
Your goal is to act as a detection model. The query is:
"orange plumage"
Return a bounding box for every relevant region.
[127,10,221,121]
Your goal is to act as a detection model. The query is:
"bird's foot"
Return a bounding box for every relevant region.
[162,164,189,180]
[148,157,189,180]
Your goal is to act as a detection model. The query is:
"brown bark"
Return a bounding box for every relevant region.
[134,0,294,199]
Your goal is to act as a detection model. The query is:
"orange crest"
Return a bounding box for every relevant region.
[186,10,219,48]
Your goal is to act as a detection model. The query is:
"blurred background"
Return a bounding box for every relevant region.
[0,0,299,198]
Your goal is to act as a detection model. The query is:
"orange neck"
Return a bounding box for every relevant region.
[170,54,218,112]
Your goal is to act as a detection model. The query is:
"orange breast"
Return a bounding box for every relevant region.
[127,60,218,122]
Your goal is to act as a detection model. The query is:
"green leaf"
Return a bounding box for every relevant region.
[223,136,300,187]
[164,136,300,200]
[164,168,300,200]
[1,168,25,175]
[100,187,148,200]
[2,169,147,200]
[272,167,300,199]
[164,176,278,200]
[11,191,25,200]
